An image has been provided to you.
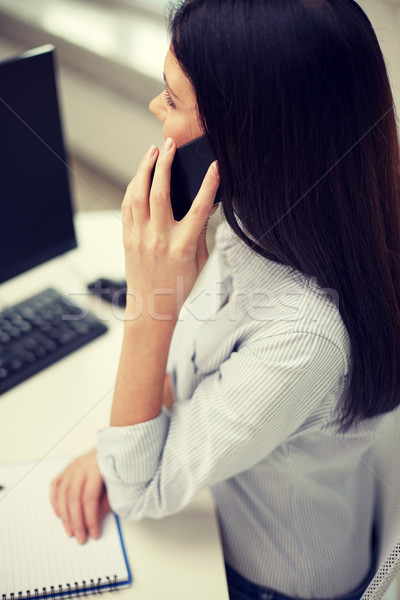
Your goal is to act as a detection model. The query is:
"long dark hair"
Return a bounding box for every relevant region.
[169,0,400,430]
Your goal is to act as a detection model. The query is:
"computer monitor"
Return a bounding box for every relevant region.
[0,44,76,285]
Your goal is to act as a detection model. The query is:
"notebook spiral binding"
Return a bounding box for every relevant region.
[2,575,119,600]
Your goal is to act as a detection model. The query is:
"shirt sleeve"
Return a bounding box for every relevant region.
[97,331,346,520]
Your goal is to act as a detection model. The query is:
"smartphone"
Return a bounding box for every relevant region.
[152,135,221,221]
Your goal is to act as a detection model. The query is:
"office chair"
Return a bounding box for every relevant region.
[360,406,400,600]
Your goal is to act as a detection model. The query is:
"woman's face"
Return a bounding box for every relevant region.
[149,48,204,147]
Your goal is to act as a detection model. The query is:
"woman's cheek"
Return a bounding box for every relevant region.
[163,115,200,149]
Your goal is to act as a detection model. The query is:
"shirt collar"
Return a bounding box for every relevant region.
[215,218,311,298]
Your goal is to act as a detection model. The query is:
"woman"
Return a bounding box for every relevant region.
[51,1,400,598]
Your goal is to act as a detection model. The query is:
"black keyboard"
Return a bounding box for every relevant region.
[0,288,108,395]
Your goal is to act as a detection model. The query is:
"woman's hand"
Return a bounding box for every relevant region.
[122,138,219,324]
[50,449,110,544]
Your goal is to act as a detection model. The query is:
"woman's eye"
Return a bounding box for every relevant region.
[164,86,176,109]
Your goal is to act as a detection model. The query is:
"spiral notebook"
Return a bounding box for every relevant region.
[0,456,132,599]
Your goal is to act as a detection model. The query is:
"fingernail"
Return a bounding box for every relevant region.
[75,530,85,544]
[63,521,72,536]
[89,528,99,539]
[210,161,219,178]
[145,145,157,159]
[161,138,174,152]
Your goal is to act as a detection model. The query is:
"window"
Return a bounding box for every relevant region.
[121,0,169,15]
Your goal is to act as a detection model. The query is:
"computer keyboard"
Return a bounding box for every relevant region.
[0,288,108,395]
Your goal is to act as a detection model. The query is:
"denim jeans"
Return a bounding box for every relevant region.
[225,563,371,600]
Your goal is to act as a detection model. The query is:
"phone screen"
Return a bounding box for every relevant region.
[152,135,221,221]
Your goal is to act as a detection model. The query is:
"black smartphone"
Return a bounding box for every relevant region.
[152,135,221,221]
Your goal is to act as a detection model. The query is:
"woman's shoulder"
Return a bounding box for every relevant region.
[213,220,351,372]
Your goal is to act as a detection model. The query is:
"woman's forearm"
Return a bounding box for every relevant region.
[110,141,218,427]
[110,307,176,427]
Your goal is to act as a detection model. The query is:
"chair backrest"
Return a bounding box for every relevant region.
[361,406,400,600]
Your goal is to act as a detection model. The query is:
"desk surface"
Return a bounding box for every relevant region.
[0,210,229,600]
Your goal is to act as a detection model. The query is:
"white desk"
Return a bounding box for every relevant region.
[0,210,229,600]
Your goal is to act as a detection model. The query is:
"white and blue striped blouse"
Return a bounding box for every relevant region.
[97,219,382,598]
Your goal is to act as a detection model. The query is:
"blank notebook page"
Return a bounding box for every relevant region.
[0,456,131,598]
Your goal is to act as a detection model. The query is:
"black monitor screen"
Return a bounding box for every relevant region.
[0,45,76,285]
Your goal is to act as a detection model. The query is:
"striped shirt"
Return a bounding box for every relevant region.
[97,219,382,598]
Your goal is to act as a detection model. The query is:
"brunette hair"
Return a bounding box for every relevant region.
[169,0,400,430]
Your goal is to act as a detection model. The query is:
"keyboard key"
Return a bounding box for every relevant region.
[44,327,61,339]
[38,308,54,320]
[32,316,45,328]
[38,322,53,334]
[57,331,78,345]
[0,332,10,344]
[20,307,35,320]
[19,351,36,364]
[7,326,21,339]
[10,358,23,371]
[70,322,90,335]
[24,338,37,350]
[41,338,58,351]
[34,346,46,358]
[18,321,32,334]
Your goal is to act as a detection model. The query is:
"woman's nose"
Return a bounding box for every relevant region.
[149,93,166,122]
